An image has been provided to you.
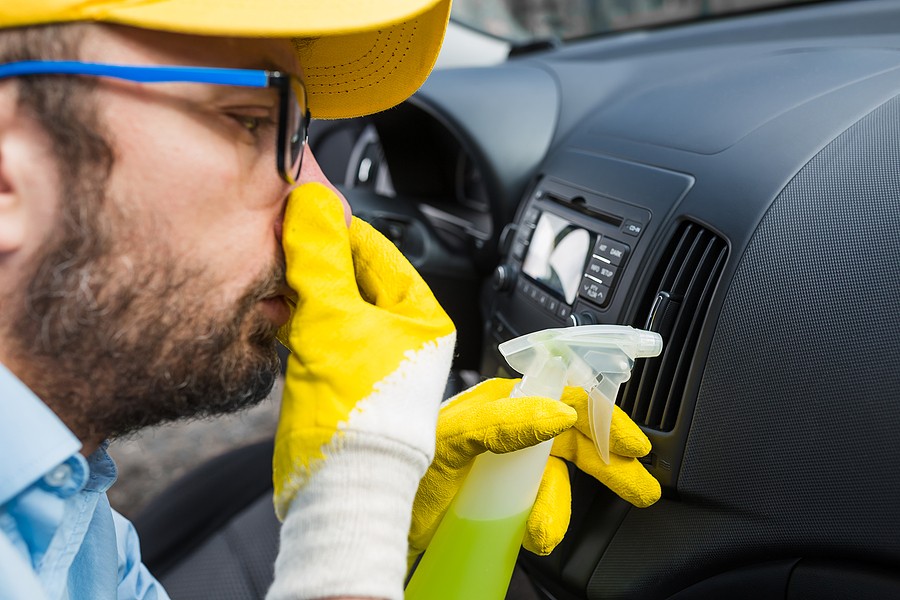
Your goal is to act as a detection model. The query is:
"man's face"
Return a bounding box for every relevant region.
[5,25,350,442]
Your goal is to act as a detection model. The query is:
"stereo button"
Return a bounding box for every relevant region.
[586,258,617,286]
[580,276,610,305]
[622,220,643,237]
[594,237,629,266]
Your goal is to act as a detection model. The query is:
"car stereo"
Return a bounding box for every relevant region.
[489,178,650,343]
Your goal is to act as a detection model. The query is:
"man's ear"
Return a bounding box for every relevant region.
[0,85,59,256]
[0,91,28,255]
[0,170,28,255]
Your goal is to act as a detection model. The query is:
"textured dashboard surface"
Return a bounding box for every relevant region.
[361,3,900,598]
[585,87,900,600]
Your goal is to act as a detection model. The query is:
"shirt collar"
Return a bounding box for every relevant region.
[0,362,82,506]
[84,442,118,493]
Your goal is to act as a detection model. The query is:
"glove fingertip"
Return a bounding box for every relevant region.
[610,406,652,457]
[610,431,651,458]
[622,476,662,508]
[599,456,662,508]
[524,458,570,556]
[522,536,553,556]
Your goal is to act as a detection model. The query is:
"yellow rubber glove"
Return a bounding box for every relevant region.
[268,183,456,600]
[408,378,660,566]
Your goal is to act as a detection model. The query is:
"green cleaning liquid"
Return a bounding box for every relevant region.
[405,507,531,600]
[404,326,662,599]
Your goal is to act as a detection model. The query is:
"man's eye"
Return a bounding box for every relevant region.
[231,113,276,133]
[236,115,262,131]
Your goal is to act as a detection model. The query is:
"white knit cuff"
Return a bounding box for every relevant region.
[266,433,428,600]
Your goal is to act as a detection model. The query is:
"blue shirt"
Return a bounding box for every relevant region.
[0,362,169,599]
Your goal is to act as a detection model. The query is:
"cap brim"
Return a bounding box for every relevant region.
[17,0,452,119]
[292,0,452,119]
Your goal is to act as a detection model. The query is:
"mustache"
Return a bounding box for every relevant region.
[245,260,290,305]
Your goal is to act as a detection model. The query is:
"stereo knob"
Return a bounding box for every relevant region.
[569,311,597,327]
[492,264,517,292]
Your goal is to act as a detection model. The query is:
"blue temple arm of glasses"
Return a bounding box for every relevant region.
[0,61,271,87]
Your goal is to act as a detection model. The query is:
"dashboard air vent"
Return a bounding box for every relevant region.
[618,222,728,431]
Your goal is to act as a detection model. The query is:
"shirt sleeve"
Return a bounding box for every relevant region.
[112,508,171,600]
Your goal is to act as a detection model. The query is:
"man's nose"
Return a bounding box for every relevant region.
[298,147,353,227]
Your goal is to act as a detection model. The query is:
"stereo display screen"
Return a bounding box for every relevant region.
[521,212,593,304]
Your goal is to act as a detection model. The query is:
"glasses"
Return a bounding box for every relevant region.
[0,60,310,184]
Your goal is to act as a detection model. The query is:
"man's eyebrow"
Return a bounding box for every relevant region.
[206,84,278,105]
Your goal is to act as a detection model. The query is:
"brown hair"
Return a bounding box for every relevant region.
[1,24,115,361]
[0,23,113,199]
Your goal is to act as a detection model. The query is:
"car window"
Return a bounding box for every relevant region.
[452,0,825,42]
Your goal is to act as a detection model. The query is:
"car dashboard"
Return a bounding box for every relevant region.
[314,1,900,597]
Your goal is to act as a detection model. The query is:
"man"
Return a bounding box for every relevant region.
[0,1,660,599]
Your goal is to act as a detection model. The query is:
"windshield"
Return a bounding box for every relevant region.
[452,0,826,43]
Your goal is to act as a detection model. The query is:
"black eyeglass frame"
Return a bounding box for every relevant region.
[0,61,311,184]
[269,72,310,185]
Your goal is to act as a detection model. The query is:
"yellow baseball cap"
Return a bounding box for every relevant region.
[0,0,452,119]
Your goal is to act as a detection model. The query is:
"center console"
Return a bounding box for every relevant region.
[480,151,693,380]
[496,177,648,324]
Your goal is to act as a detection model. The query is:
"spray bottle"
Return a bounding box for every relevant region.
[405,325,662,600]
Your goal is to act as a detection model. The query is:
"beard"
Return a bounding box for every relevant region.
[9,181,284,443]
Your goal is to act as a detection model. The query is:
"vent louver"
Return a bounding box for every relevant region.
[618,222,728,431]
